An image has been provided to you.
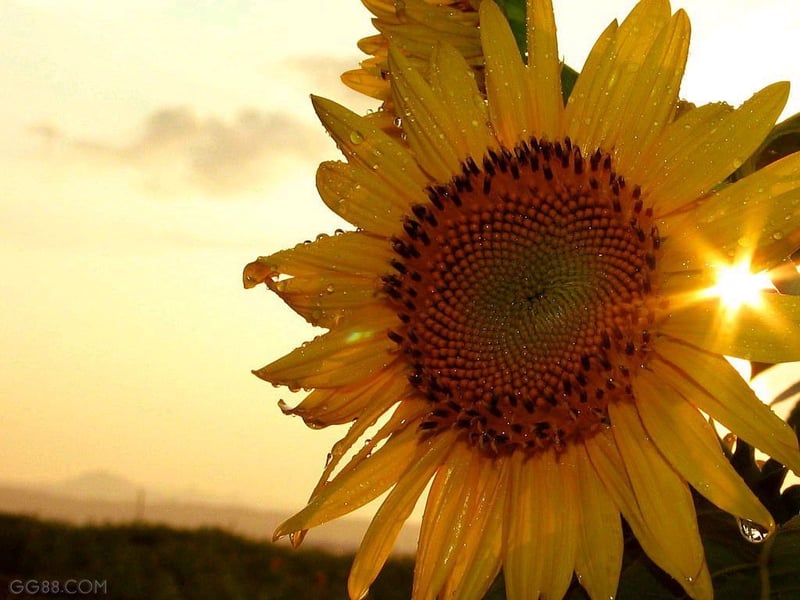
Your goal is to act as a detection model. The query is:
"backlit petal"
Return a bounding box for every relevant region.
[526,0,563,140]
[317,161,406,237]
[661,294,800,363]
[428,42,492,162]
[389,45,465,181]
[573,443,623,600]
[634,368,774,530]
[273,418,425,541]
[253,308,397,389]
[480,0,533,146]
[348,429,456,600]
[504,448,579,600]
[654,337,800,474]
[312,95,429,195]
[648,83,789,214]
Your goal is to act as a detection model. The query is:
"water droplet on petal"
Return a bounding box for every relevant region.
[772,230,784,240]
[349,131,364,144]
[738,518,770,543]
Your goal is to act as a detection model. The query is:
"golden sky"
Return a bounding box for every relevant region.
[2,0,799,517]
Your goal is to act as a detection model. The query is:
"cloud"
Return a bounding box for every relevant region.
[33,107,329,197]
[282,56,361,89]
[279,55,378,112]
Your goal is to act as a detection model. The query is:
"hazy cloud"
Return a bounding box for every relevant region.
[33,107,328,197]
[278,55,378,113]
[282,55,361,89]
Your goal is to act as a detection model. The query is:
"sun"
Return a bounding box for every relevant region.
[708,257,775,318]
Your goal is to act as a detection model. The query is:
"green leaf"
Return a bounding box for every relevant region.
[560,63,579,104]
[759,515,800,599]
[733,112,800,181]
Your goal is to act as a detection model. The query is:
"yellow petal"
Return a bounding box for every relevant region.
[647,83,789,215]
[573,443,623,600]
[249,265,381,329]
[628,101,732,202]
[388,45,464,181]
[566,0,672,153]
[613,10,690,169]
[341,68,389,101]
[479,0,532,147]
[428,42,492,162]
[503,448,579,600]
[273,420,424,540]
[653,337,800,473]
[660,293,800,363]
[317,161,406,237]
[303,397,428,528]
[348,429,456,600]
[608,402,713,599]
[413,441,476,600]
[253,308,397,389]
[281,358,411,427]
[661,151,800,272]
[633,368,775,531]
[312,95,429,197]
[244,230,392,283]
[526,0,563,140]
[615,0,672,56]
[441,455,510,600]
[586,432,704,597]
[564,20,619,146]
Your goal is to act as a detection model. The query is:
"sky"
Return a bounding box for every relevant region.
[2,0,800,522]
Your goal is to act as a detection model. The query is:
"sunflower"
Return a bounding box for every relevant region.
[245,0,800,598]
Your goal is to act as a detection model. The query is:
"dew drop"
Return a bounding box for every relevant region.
[325,284,335,294]
[772,230,784,240]
[738,518,770,543]
[393,116,403,128]
[349,130,364,144]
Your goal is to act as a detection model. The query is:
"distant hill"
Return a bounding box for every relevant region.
[0,476,419,556]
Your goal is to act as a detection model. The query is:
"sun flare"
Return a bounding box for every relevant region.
[708,258,775,318]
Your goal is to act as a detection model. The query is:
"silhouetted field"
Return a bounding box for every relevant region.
[0,513,507,600]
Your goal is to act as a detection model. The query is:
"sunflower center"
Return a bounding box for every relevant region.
[384,138,661,454]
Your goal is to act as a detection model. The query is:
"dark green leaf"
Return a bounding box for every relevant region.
[560,64,579,104]
[733,112,800,181]
[759,515,800,599]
